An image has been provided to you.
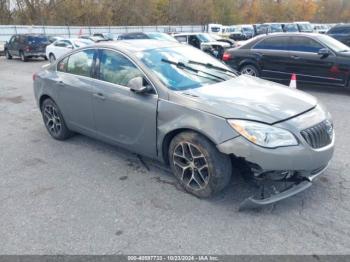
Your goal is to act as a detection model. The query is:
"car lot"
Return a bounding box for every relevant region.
[1,57,350,254]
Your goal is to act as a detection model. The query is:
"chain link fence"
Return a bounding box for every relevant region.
[0,25,205,42]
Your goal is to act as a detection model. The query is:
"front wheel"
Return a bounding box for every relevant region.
[240,64,260,77]
[41,98,73,140]
[169,131,232,198]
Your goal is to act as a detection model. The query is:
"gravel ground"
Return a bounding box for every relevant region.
[0,56,350,255]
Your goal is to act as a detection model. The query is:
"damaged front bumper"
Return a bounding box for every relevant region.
[238,164,328,211]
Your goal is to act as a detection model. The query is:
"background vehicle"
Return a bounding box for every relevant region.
[206,23,223,34]
[92,32,115,41]
[313,24,328,34]
[79,35,108,42]
[227,25,254,40]
[223,33,350,88]
[46,38,94,63]
[210,34,236,47]
[282,23,299,32]
[4,34,50,61]
[174,32,230,59]
[327,24,350,46]
[0,41,4,56]
[294,21,314,33]
[117,32,177,42]
[33,40,334,208]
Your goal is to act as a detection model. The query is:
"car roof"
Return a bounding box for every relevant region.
[174,32,204,36]
[95,39,183,52]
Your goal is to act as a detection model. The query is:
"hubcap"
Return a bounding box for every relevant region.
[241,67,256,76]
[172,142,209,190]
[43,104,62,136]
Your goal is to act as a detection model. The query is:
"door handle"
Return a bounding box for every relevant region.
[291,55,300,60]
[93,93,106,101]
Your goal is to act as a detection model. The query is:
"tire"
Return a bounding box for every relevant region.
[5,49,12,59]
[41,98,73,140]
[20,51,27,62]
[49,53,56,63]
[168,131,232,198]
[240,64,260,77]
[44,56,48,61]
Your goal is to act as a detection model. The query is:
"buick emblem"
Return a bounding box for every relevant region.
[324,120,334,138]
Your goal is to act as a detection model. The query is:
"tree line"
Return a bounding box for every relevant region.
[0,0,350,26]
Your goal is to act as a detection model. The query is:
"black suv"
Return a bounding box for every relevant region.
[4,34,50,61]
[327,24,350,46]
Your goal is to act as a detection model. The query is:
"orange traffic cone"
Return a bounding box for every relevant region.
[289,73,297,89]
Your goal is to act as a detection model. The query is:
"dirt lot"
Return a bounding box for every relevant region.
[0,56,350,255]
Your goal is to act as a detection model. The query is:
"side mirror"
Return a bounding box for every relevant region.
[67,45,74,49]
[318,48,330,57]
[127,76,151,94]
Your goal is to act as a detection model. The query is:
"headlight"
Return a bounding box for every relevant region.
[228,120,298,148]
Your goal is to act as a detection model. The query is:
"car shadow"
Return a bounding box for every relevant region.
[64,133,311,213]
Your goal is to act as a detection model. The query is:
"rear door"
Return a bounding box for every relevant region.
[27,35,49,53]
[251,36,291,82]
[92,49,158,157]
[286,36,340,86]
[56,49,98,134]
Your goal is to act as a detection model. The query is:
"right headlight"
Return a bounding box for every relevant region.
[228,120,298,148]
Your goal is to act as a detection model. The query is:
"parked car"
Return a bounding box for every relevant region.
[254,23,284,35]
[48,36,64,43]
[92,32,115,41]
[0,41,5,56]
[46,38,94,63]
[79,35,107,42]
[327,24,350,46]
[33,40,334,209]
[282,23,299,32]
[313,24,328,34]
[294,21,314,33]
[210,34,236,47]
[4,34,50,61]
[223,33,350,88]
[117,32,177,42]
[174,32,230,59]
[227,25,254,40]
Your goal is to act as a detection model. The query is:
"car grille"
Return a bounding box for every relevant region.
[301,120,333,149]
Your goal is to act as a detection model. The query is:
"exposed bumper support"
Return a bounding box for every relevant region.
[238,164,328,211]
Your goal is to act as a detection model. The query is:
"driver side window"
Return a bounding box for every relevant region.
[98,50,144,87]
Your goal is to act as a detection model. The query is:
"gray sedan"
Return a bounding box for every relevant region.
[33,40,334,209]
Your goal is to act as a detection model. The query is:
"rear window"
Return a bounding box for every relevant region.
[27,36,49,45]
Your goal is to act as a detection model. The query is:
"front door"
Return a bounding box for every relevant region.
[286,36,340,86]
[92,49,158,157]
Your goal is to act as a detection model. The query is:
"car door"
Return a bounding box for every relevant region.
[7,35,19,56]
[92,49,158,157]
[286,36,339,86]
[251,36,291,82]
[55,49,98,134]
[54,40,72,59]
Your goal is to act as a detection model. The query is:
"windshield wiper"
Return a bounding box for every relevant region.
[187,60,238,76]
[161,59,226,81]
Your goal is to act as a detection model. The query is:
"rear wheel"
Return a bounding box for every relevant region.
[240,64,259,77]
[20,51,27,62]
[41,98,73,140]
[49,53,56,63]
[169,131,232,198]
[5,49,12,59]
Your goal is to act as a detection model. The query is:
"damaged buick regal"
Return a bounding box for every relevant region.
[33,40,334,209]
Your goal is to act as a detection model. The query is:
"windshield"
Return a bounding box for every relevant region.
[269,24,283,33]
[136,46,234,91]
[196,33,215,43]
[27,36,49,45]
[242,27,253,33]
[298,23,313,32]
[284,24,299,32]
[147,33,177,42]
[318,34,350,52]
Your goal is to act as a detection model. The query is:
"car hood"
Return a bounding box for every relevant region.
[170,75,317,124]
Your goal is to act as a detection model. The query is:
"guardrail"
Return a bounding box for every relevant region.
[0,25,205,41]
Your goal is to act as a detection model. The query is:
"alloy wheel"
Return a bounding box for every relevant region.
[172,142,210,190]
[43,104,62,136]
[241,66,257,76]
